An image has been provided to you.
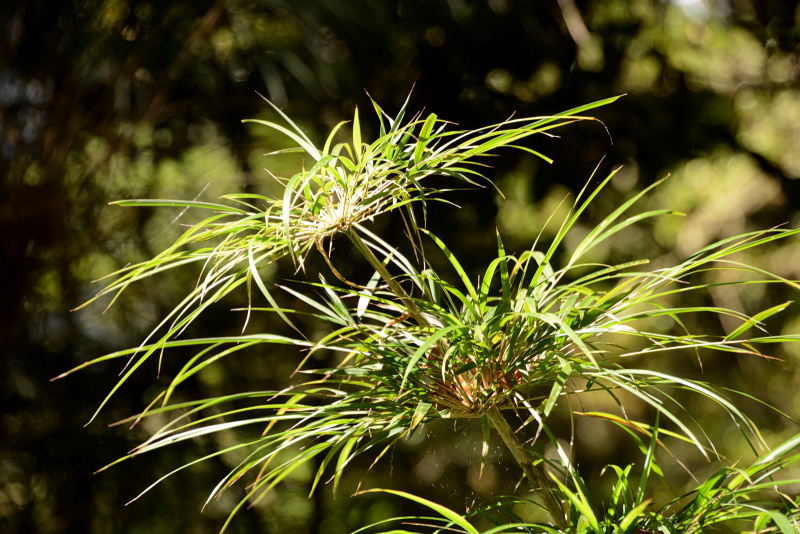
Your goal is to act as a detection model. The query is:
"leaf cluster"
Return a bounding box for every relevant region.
[59,93,800,533]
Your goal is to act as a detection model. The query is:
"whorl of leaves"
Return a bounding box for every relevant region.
[59,94,800,533]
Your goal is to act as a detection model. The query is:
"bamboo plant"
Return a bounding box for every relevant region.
[57,93,800,533]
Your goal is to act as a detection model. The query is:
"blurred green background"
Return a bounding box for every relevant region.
[3,0,800,532]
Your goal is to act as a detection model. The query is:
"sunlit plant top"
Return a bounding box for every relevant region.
[58,92,800,534]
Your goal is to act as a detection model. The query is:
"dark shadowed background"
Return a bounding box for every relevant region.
[3,1,800,532]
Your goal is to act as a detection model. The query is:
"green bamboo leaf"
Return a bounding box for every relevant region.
[367,96,387,137]
[724,301,792,341]
[527,250,555,292]
[527,163,612,293]
[479,254,511,314]
[410,401,432,432]
[220,442,331,533]
[358,489,481,534]
[636,413,659,505]
[414,113,437,165]
[401,325,463,393]
[579,412,713,455]
[250,92,320,159]
[276,284,350,325]
[243,119,321,161]
[754,512,772,531]
[333,437,358,494]
[420,228,479,304]
[763,511,796,534]
[322,121,348,157]
[440,281,481,321]
[691,467,728,514]
[318,274,355,325]
[747,334,800,343]
[263,146,307,157]
[165,341,258,403]
[453,361,477,376]
[281,172,303,263]
[356,270,383,319]
[248,243,304,337]
[686,228,800,270]
[496,230,510,300]
[541,357,571,418]
[388,90,413,136]
[503,144,554,163]
[570,173,668,261]
[111,199,247,214]
[310,431,357,496]
[595,373,712,460]
[352,106,362,164]
[607,464,634,515]
[124,436,265,506]
[540,94,624,124]
[619,499,651,532]
[590,210,682,253]
[728,432,800,488]
[549,474,601,533]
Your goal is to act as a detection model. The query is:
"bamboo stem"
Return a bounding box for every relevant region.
[485,405,566,529]
[346,229,430,327]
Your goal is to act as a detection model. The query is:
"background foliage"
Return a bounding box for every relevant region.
[2,0,800,532]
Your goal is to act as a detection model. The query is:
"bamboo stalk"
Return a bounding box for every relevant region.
[485,405,566,529]
[346,229,430,328]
